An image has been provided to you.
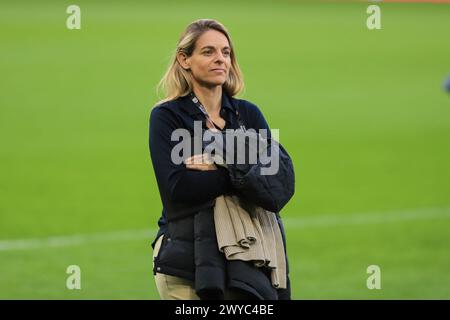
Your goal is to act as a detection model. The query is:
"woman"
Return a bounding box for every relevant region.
[149,19,291,300]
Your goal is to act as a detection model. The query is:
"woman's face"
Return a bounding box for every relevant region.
[181,29,231,88]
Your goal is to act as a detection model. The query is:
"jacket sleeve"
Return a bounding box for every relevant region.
[231,100,295,213]
[242,100,272,139]
[149,106,231,205]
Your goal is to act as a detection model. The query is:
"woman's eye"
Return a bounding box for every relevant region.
[223,51,230,56]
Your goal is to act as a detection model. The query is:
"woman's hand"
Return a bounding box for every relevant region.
[184,153,217,171]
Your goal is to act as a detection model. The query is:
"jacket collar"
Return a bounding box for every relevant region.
[181,89,235,116]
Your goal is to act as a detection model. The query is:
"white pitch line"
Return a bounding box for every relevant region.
[0,206,449,252]
[0,229,156,252]
[281,205,450,229]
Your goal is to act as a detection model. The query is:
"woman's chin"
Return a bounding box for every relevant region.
[202,74,226,85]
[207,78,227,87]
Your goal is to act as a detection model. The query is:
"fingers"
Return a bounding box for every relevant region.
[184,153,213,165]
[184,153,217,171]
[185,163,217,171]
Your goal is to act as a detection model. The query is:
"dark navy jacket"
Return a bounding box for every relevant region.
[148,90,291,299]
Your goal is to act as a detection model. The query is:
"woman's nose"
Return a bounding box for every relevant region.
[214,52,226,63]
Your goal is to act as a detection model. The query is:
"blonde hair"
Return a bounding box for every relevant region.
[155,19,244,105]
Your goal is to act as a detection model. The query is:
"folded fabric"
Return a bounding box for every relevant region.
[214,195,287,289]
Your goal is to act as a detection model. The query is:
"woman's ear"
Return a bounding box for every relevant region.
[176,52,190,70]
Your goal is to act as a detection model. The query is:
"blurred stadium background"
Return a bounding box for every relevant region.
[1,0,449,299]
